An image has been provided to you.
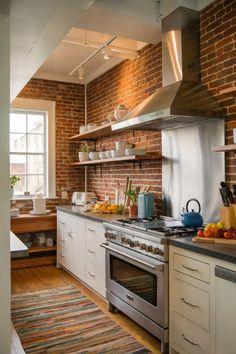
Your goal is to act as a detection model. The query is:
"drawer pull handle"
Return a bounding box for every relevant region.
[88,228,95,232]
[182,334,199,346]
[182,264,199,272]
[88,249,95,254]
[181,297,199,308]
[59,221,65,225]
[60,254,65,257]
[126,294,133,301]
[88,272,95,278]
[68,231,73,238]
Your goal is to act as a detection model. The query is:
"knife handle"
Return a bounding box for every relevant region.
[219,188,229,207]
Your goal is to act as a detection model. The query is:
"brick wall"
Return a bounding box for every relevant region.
[86,44,163,214]
[200,0,236,185]
[13,79,85,213]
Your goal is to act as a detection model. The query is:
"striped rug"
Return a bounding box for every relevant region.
[11,286,150,353]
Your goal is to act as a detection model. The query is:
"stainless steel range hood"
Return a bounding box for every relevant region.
[112,7,224,132]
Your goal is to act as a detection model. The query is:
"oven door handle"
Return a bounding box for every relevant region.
[101,243,164,271]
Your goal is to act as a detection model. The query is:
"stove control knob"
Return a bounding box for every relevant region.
[153,247,160,254]
[139,243,146,250]
[125,239,131,245]
[105,232,112,238]
[130,241,135,247]
[134,241,140,247]
[148,245,153,253]
[121,237,126,244]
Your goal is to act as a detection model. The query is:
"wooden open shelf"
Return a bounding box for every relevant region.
[219,87,236,95]
[212,144,236,152]
[71,153,161,166]
[11,212,56,234]
[28,246,56,254]
[69,122,118,141]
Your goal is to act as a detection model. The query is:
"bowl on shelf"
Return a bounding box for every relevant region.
[79,125,88,134]
[115,141,134,150]
[87,124,97,131]
[111,149,124,158]
[106,150,112,158]
[89,152,99,160]
[99,151,107,160]
[125,148,146,156]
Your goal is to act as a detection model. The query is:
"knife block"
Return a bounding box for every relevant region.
[220,206,236,229]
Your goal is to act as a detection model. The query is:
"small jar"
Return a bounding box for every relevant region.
[46,237,53,247]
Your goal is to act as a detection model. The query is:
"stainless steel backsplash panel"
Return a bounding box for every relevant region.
[162,119,225,223]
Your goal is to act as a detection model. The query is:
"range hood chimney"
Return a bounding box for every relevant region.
[112,7,224,132]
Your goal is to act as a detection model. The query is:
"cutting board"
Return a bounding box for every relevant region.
[193,236,236,245]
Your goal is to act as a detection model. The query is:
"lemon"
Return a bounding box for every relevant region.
[216,221,225,229]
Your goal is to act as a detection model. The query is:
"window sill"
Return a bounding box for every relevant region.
[11,196,59,201]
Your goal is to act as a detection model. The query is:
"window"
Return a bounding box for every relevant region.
[10,109,47,195]
[10,98,55,198]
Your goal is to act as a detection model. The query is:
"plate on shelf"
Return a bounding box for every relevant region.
[29,210,51,215]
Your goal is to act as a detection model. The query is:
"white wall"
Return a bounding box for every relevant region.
[0,2,11,353]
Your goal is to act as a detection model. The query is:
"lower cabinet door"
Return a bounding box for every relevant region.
[173,312,210,354]
[215,265,236,354]
[86,261,105,297]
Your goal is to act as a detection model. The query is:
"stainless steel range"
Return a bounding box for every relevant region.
[102,217,195,354]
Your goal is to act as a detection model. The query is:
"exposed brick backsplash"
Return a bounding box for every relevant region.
[13,0,235,215]
[200,0,236,186]
[13,79,85,212]
[86,44,163,214]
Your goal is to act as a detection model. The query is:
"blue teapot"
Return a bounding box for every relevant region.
[181,198,203,228]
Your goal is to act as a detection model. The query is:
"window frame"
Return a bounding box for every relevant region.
[10,98,56,198]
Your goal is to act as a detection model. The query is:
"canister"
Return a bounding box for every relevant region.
[138,193,154,219]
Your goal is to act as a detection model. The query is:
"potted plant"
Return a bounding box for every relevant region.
[124,188,139,217]
[10,175,20,198]
[78,144,90,162]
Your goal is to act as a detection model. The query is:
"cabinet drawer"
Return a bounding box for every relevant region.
[86,261,105,297]
[173,278,210,331]
[86,232,104,265]
[173,312,210,354]
[57,246,68,267]
[86,221,104,237]
[174,253,210,283]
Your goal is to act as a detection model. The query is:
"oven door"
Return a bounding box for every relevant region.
[101,242,168,328]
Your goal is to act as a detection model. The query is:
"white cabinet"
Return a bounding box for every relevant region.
[57,211,106,298]
[215,264,236,354]
[85,221,106,297]
[57,211,86,281]
[170,246,236,354]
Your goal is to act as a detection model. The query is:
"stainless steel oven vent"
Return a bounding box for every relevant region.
[112,7,224,132]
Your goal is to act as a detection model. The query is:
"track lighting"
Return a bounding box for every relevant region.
[102,46,111,60]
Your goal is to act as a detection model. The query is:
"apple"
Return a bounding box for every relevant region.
[224,230,233,239]
[197,229,204,237]
[204,229,211,237]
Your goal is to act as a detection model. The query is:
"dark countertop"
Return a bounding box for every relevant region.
[168,236,236,264]
[56,205,130,223]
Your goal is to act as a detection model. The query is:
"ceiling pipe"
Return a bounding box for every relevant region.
[69,35,117,76]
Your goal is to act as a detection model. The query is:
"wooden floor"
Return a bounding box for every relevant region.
[11,265,162,354]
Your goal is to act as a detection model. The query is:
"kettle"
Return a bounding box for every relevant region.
[181,198,203,228]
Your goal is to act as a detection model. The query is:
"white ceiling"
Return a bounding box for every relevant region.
[10,0,216,99]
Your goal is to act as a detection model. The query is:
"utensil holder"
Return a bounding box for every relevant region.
[220,206,236,229]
